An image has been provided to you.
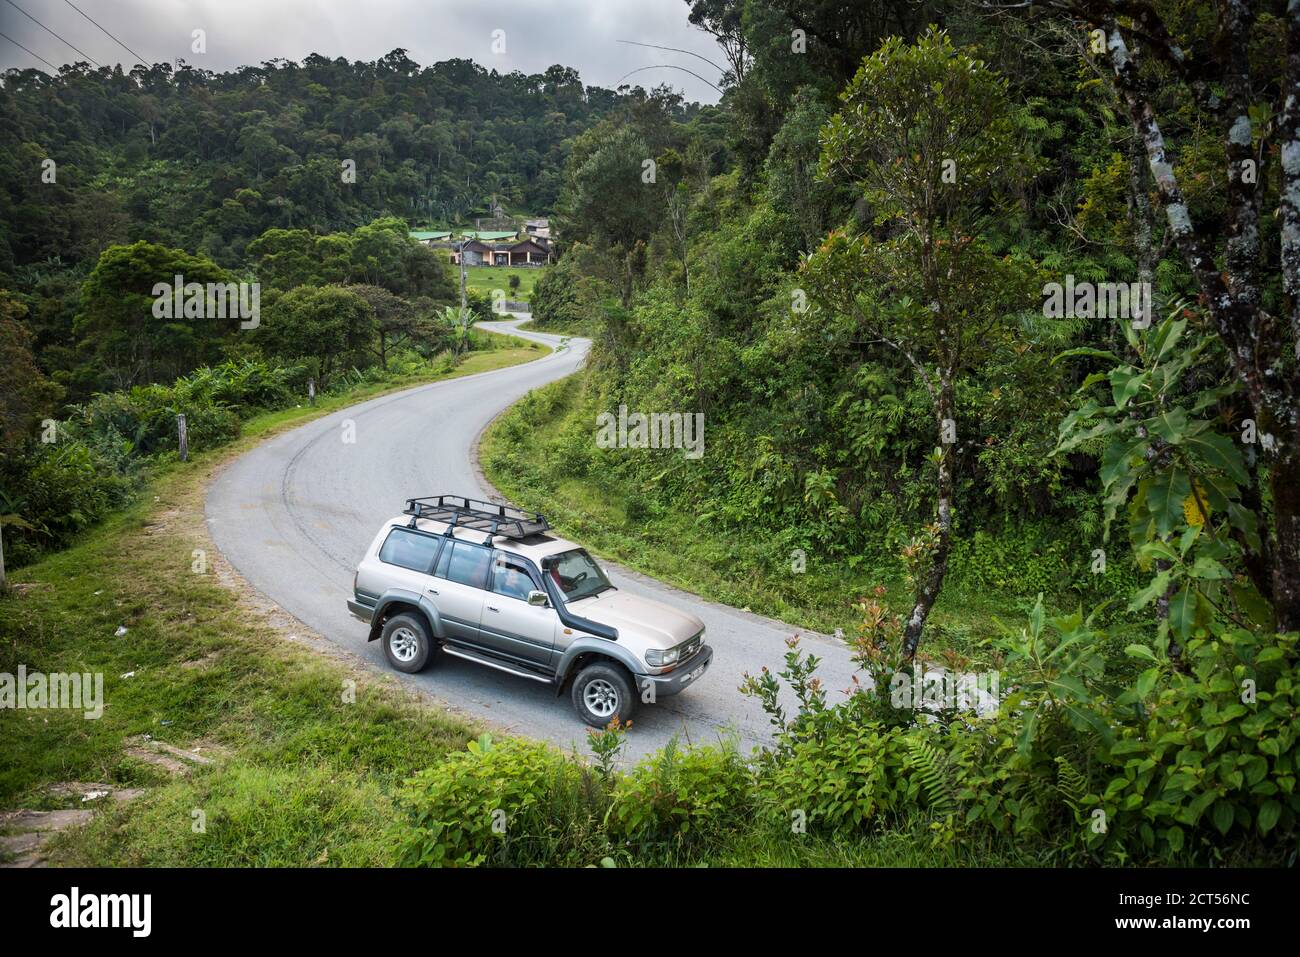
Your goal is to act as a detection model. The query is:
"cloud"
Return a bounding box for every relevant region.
[0,0,724,103]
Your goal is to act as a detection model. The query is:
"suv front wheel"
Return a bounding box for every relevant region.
[571,662,638,727]
[381,612,433,673]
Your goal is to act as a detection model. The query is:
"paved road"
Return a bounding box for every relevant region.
[206,317,861,760]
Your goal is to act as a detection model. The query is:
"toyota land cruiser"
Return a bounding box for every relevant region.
[347,495,713,726]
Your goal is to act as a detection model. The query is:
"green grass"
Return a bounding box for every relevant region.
[0,340,552,865]
[0,334,1055,868]
[480,373,1048,657]
[463,265,545,301]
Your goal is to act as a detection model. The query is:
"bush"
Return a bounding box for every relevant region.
[74,386,241,458]
[1088,627,1300,864]
[760,703,911,831]
[395,734,606,867]
[0,437,137,564]
[177,359,303,412]
[606,738,754,850]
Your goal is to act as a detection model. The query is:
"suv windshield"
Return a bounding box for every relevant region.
[546,549,613,602]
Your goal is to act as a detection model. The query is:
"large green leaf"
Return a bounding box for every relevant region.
[1151,317,1187,361]
[1109,366,1146,410]
[1128,570,1172,611]
[1147,407,1189,445]
[1100,437,1146,488]
[1257,800,1281,835]
[1145,469,1191,537]
[1168,587,1196,640]
[1183,430,1248,484]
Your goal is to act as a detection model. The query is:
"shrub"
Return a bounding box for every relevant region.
[1089,627,1300,864]
[177,359,302,412]
[606,737,754,850]
[74,385,241,457]
[761,705,911,831]
[395,734,606,867]
[0,437,137,564]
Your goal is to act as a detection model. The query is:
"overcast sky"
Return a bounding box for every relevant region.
[0,0,725,103]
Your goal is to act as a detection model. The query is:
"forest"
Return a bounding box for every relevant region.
[1,0,1298,869]
[0,49,704,564]
[501,0,1300,864]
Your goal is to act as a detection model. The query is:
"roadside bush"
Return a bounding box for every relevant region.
[1089,627,1300,865]
[744,594,1300,865]
[606,737,754,850]
[0,437,137,564]
[177,359,303,412]
[760,705,911,831]
[74,386,241,457]
[395,734,607,867]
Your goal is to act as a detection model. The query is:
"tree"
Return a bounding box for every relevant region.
[805,30,1038,657]
[0,291,61,455]
[257,286,375,389]
[559,124,665,306]
[1014,0,1300,631]
[75,241,238,389]
[684,0,749,83]
[346,284,437,369]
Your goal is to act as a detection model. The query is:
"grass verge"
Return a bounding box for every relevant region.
[0,339,546,865]
[479,373,1041,652]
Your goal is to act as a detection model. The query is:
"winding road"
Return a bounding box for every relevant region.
[206,317,860,760]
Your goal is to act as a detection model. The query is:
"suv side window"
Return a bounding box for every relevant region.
[378,528,441,573]
[437,539,491,590]
[491,551,540,601]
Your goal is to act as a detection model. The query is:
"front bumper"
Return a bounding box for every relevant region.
[347,598,375,623]
[636,644,713,698]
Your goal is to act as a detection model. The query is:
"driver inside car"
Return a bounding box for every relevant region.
[496,564,534,601]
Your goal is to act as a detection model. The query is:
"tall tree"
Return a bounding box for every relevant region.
[806,30,1038,656]
[1016,0,1300,630]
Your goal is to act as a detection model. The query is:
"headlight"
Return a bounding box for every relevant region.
[645,646,681,667]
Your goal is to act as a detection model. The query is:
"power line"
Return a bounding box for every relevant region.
[0,28,59,71]
[615,64,722,95]
[4,0,100,66]
[617,39,724,75]
[60,0,146,65]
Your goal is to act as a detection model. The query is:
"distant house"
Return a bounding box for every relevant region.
[524,218,551,241]
[411,226,554,267]
[454,238,492,266]
[491,238,550,267]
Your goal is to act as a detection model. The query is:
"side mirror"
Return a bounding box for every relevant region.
[527,589,548,607]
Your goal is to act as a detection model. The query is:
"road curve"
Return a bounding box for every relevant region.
[206,317,860,760]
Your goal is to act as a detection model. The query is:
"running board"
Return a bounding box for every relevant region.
[442,645,553,684]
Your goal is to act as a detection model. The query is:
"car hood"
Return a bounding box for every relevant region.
[568,589,703,648]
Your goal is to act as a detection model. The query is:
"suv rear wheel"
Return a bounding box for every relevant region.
[381,612,433,673]
[571,662,638,727]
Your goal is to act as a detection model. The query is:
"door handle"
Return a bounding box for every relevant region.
[427,588,439,596]
[487,605,500,613]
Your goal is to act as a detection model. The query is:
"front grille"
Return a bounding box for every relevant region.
[677,631,704,663]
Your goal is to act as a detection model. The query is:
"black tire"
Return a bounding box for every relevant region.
[381,612,433,673]
[571,662,638,727]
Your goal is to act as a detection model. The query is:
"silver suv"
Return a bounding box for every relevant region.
[347,495,712,726]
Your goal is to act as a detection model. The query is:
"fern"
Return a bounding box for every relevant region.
[907,737,958,819]
[1054,755,1091,823]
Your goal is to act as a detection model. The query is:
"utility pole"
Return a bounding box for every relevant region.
[458,234,468,358]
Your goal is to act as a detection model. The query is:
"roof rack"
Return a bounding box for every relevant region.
[403,494,551,542]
